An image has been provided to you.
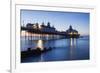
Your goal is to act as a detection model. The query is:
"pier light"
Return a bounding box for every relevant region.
[33,24,38,29]
[73,32,78,35]
[21,31,26,36]
[69,32,73,35]
[39,25,41,29]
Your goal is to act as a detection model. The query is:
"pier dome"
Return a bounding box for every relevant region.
[66,25,80,38]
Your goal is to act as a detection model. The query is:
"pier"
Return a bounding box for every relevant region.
[21,23,80,58]
[21,23,80,40]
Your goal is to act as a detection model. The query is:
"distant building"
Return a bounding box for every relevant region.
[66,25,80,38]
[26,22,56,32]
[26,23,39,29]
[26,23,34,29]
[66,25,78,34]
[40,22,56,32]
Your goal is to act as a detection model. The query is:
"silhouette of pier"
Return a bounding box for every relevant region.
[21,26,66,36]
[21,22,80,41]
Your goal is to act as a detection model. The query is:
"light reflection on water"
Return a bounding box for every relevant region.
[36,40,44,51]
[69,38,77,60]
[21,36,89,63]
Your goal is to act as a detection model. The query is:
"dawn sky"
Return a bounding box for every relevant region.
[21,10,90,36]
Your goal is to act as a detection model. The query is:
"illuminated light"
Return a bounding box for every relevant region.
[68,32,78,35]
[69,38,77,59]
[21,31,28,36]
[69,32,73,35]
[37,40,44,51]
[74,38,76,46]
[38,25,41,29]
[70,38,76,48]
[21,31,26,36]
[32,25,37,29]
[70,38,73,47]
[73,32,78,35]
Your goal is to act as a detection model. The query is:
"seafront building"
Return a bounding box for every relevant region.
[66,25,80,38]
[25,22,80,38]
[26,22,56,32]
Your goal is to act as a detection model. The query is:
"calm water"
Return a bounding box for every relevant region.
[21,36,89,63]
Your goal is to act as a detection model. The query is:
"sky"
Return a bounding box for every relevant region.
[21,10,90,36]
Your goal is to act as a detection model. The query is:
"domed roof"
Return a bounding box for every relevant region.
[66,25,78,33]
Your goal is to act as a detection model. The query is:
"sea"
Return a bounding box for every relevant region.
[21,36,89,63]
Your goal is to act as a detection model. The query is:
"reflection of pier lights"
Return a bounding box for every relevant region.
[37,40,44,51]
[21,31,26,40]
[69,38,77,59]
[21,31,66,40]
[70,38,76,47]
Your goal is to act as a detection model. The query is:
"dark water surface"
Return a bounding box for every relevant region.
[21,36,89,63]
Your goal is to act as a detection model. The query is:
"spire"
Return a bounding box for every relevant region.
[69,25,73,30]
[47,22,50,27]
